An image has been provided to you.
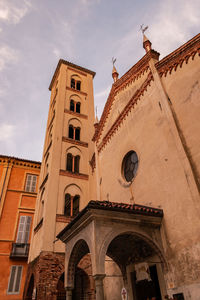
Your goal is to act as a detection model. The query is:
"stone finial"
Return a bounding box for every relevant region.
[143,34,152,53]
[112,57,119,83]
[140,24,152,53]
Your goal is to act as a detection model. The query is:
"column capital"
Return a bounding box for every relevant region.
[93,274,106,281]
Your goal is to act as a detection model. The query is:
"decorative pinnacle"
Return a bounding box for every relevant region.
[111,57,119,83]
[140,24,152,53]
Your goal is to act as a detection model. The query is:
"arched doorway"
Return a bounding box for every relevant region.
[25,274,34,300]
[106,233,164,300]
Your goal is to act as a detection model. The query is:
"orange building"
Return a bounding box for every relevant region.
[0,155,40,300]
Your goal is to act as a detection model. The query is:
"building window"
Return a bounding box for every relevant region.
[7,265,23,294]
[64,194,80,217]
[25,174,37,192]
[71,78,76,89]
[66,154,80,173]
[76,102,81,113]
[16,216,32,244]
[76,81,81,91]
[68,125,81,141]
[122,151,138,182]
[69,100,81,114]
[75,127,80,141]
[70,78,81,91]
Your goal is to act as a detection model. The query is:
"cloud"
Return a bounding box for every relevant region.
[0,46,18,71]
[0,0,32,24]
[0,123,15,141]
[149,0,200,57]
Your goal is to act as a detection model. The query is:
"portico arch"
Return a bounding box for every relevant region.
[67,239,90,288]
[98,229,167,277]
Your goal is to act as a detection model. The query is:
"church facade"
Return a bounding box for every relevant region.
[25,33,200,300]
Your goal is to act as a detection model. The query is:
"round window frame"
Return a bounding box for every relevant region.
[121,151,139,182]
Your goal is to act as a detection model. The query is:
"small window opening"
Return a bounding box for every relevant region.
[76,81,81,91]
[71,79,75,89]
[75,128,80,141]
[66,153,73,172]
[74,156,80,173]
[73,195,80,216]
[68,125,74,139]
[64,193,71,216]
[76,102,81,113]
[70,100,75,112]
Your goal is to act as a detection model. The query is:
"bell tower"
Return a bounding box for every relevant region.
[27,60,97,299]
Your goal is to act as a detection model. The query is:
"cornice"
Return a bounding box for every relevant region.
[64,109,88,120]
[66,86,87,97]
[62,137,88,148]
[156,33,200,77]
[60,170,89,180]
[0,155,41,168]
[97,73,153,153]
[93,51,159,144]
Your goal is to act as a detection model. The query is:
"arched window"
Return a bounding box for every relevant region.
[75,127,80,141]
[68,125,74,139]
[71,78,75,89]
[76,81,81,91]
[64,194,80,217]
[76,102,81,113]
[66,153,73,172]
[74,156,80,173]
[70,100,75,112]
[66,153,80,173]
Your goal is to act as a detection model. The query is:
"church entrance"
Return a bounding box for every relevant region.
[131,265,162,300]
[57,200,166,300]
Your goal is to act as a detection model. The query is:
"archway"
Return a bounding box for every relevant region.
[105,233,165,300]
[66,239,95,300]
[25,274,34,300]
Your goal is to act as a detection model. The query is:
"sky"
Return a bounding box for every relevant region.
[0,0,199,161]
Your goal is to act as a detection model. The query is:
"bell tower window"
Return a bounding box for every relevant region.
[64,194,80,217]
[66,154,80,173]
[70,100,75,112]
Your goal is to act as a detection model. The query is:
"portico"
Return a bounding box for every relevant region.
[57,200,167,300]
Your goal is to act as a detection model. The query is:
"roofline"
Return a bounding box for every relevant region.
[157,32,200,70]
[49,59,96,91]
[57,200,163,240]
[0,154,41,165]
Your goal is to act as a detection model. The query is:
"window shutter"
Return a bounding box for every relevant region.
[24,216,31,243]
[8,266,16,293]
[25,175,32,191]
[31,176,37,192]
[16,216,32,243]
[14,266,22,293]
[16,216,26,243]
[25,175,37,192]
[7,266,23,294]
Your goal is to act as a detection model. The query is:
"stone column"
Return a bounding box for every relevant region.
[93,274,106,300]
[65,287,73,300]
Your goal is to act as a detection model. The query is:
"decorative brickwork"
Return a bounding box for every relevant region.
[156,33,200,77]
[24,252,65,300]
